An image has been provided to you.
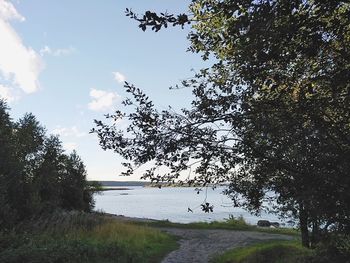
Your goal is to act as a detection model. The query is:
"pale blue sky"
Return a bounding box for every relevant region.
[0,0,208,180]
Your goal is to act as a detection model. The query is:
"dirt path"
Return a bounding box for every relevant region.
[105,213,294,263]
[158,228,293,263]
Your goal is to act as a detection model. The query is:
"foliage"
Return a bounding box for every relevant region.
[93,0,350,248]
[310,234,350,263]
[0,100,97,227]
[0,211,177,263]
[212,240,312,263]
[0,100,19,225]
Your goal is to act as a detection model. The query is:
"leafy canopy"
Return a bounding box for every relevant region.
[93,0,350,247]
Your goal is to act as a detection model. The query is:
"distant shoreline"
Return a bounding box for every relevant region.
[95,181,150,187]
[100,187,132,191]
[102,212,160,223]
[94,180,229,188]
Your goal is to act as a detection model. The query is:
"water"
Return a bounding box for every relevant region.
[94,186,281,224]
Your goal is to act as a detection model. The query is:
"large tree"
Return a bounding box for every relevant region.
[93,0,350,247]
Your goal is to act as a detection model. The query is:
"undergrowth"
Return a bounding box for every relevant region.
[0,211,177,263]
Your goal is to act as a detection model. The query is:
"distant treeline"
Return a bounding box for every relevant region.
[97,181,228,188]
[0,100,97,228]
[98,181,150,187]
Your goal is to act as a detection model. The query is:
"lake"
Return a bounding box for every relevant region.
[94,186,283,225]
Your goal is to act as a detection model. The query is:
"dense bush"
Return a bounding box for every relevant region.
[310,234,350,263]
[0,100,97,228]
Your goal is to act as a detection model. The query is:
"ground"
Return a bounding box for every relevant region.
[106,214,294,263]
[160,228,293,263]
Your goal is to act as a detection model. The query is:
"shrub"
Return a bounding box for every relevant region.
[310,234,350,263]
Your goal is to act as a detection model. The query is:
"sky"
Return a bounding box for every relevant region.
[0,0,208,181]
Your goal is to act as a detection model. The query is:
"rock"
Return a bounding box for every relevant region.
[257,220,271,227]
[270,222,280,228]
[286,220,295,226]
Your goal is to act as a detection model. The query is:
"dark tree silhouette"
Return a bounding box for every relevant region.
[0,100,96,227]
[61,151,95,212]
[0,100,19,225]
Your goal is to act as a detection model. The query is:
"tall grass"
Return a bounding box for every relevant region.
[0,211,177,263]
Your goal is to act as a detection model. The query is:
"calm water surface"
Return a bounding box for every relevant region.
[94,187,281,224]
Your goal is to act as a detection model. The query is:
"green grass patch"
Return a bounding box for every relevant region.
[0,211,178,263]
[137,216,299,236]
[212,240,313,263]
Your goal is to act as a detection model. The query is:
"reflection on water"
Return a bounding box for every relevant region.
[94,186,281,224]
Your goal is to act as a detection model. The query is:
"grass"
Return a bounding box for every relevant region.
[0,211,178,263]
[212,240,313,263]
[136,215,299,236]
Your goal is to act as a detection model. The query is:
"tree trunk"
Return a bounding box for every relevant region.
[299,205,310,248]
[311,219,319,248]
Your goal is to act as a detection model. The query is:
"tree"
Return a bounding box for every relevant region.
[0,100,14,171]
[34,135,66,211]
[0,100,18,226]
[0,102,95,226]
[93,0,350,247]
[10,113,46,218]
[61,151,95,212]
[13,113,45,177]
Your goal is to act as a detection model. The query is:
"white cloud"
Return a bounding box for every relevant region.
[113,71,126,83]
[40,45,75,57]
[0,0,44,94]
[0,0,24,21]
[0,84,18,102]
[62,142,78,152]
[52,125,86,138]
[88,88,121,112]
